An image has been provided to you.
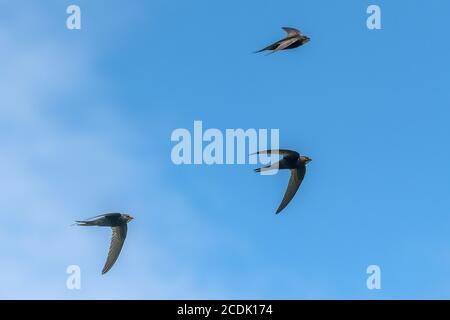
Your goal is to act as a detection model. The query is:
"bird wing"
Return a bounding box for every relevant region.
[269,37,300,54]
[82,213,122,221]
[252,149,300,159]
[282,27,302,37]
[276,166,306,214]
[102,224,128,274]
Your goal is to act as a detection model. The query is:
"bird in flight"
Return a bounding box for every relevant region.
[255,27,310,55]
[254,150,312,214]
[74,213,134,275]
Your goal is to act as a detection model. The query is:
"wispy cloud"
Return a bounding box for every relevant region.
[0,2,235,299]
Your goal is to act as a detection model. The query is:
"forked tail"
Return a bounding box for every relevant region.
[74,220,98,226]
[254,161,280,173]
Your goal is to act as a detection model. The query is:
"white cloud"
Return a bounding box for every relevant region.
[0,2,233,299]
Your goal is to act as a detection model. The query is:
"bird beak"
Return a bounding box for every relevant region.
[129,216,134,221]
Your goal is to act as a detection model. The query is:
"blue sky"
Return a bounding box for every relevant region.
[1,0,450,299]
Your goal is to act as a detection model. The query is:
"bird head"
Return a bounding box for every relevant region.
[122,214,134,222]
[300,156,312,164]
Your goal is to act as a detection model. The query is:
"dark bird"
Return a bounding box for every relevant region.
[74,213,134,275]
[254,150,311,214]
[255,27,310,55]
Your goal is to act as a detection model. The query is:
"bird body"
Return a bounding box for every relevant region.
[255,27,310,55]
[75,213,134,274]
[254,150,311,214]
[76,213,131,227]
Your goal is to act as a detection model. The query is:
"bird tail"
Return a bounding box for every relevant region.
[254,43,278,54]
[254,161,280,173]
[74,220,97,226]
[253,48,267,54]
